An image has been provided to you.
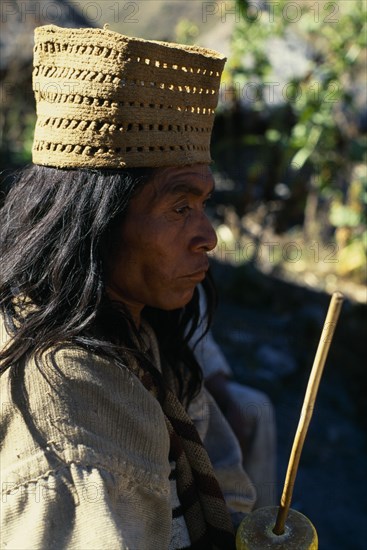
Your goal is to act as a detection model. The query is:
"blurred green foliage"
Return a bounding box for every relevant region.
[217,0,366,283]
[174,18,199,44]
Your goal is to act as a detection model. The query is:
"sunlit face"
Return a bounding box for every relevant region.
[106,164,217,325]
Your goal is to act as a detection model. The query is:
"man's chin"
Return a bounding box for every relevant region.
[151,289,197,312]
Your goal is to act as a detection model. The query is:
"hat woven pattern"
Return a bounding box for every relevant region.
[32,26,226,168]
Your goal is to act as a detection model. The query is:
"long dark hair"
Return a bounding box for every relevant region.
[0,164,215,404]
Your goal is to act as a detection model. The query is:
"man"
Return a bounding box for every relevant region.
[0,25,256,549]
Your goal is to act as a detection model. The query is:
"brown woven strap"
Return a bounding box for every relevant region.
[163,389,236,549]
[131,354,235,549]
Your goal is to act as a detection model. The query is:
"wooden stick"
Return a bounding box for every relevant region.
[273,291,344,535]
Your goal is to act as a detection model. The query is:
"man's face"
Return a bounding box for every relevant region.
[106,164,217,322]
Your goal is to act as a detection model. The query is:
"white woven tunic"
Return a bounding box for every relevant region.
[0,320,256,549]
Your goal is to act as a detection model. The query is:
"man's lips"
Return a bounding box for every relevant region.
[184,271,207,282]
[182,264,209,281]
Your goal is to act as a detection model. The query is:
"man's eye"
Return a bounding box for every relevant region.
[174,205,191,215]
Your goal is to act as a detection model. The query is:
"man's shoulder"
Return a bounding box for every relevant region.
[1,341,170,490]
[32,343,125,386]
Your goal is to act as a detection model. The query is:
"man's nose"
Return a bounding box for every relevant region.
[191,212,218,252]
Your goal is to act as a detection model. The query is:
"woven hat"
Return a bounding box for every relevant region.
[32,25,226,169]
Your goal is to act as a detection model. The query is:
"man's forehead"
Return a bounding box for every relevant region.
[151,165,215,197]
